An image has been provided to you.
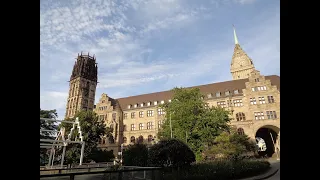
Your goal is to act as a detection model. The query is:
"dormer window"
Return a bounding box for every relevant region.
[140,103,144,107]
[147,102,151,106]
[134,104,138,108]
[154,101,158,105]
[216,92,221,97]
[102,100,105,103]
[128,105,132,109]
[225,91,230,96]
[234,90,239,94]
[207,93,212,98]
[161,100,164,104]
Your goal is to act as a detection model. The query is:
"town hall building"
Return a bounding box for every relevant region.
[65,27,280,158]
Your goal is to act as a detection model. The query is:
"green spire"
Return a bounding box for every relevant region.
[233,24,239,44]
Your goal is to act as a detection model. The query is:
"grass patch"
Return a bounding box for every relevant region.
[163,159,271,180]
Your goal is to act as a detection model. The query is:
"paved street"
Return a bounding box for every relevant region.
[265,160,280,180]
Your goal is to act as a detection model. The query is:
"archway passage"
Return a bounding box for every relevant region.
[255,125,279,158]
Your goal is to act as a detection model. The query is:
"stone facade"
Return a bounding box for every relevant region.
[65,53,98,119]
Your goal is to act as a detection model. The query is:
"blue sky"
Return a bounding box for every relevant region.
[40,0,280,119]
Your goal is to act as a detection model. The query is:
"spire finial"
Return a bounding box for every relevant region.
[232,24,239,45]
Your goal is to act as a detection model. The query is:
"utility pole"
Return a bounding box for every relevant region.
[169,112,173,138]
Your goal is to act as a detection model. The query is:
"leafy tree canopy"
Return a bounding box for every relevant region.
[40,108,58,139]
[158,87,231,160]
[205,129,257,160]
[40,108,59,164]
[123,143,149,167]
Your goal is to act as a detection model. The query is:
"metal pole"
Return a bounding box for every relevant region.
[48,147,54,167]
[169,113,173,138]
[269,132,279,160]
[51,149,56,168]
[60,145,66,167]
[80,142,85,165]
[185,131,187,143]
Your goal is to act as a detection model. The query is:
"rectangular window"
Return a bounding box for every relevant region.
[225,91,230,96]
[233,99,243,107]
[267,96,275,103]
[258,97,266,104]
[131,112,135,119]
[147,110,154,117]
[158,120,163,128]
[139,111,144,118]
[131,124,135,131]
[147,122,153,129]
[139,123,144,130]
[266,111,277,119]
[158,108,164,115]
[250,98,257,105]
[123,113,127,119]
[217,101,227,108]
[254,112,265,120]
[227,100,233,107]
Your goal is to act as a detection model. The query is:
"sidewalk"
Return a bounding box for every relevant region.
[237,159,280,180]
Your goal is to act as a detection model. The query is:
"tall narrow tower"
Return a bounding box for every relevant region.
[65,52,98,119]
[230,25,256,80]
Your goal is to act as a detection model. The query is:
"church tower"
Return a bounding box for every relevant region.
[65,52,98,119]
[230,25,256,80]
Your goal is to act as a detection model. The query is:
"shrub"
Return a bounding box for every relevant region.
[123,143,148,166]
[89,149,114,163]
[164,159,271,180]
[148,139,195,168]
[205,131,257,160]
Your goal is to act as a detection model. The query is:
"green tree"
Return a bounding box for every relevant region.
[148,139,195,168]
[205,130,257,160]
[123,143,148,166]
[40,109,58,165]
[60,110,113,164]
[158,87,231,160]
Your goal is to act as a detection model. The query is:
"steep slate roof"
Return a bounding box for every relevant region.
[116,75,280,109]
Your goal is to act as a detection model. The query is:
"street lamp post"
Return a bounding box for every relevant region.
[169,112,173,138]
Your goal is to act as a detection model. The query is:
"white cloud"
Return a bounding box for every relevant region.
[40,0,279,118]
[40,91,68,118]
[234,0,257,5]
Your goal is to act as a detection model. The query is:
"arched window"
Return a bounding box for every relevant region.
[137,135,144,143]
[130,136,135,143]
[236,112,246,121]
[237,128,245,135]
[123,137,127,144]
[147,135,153,142]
